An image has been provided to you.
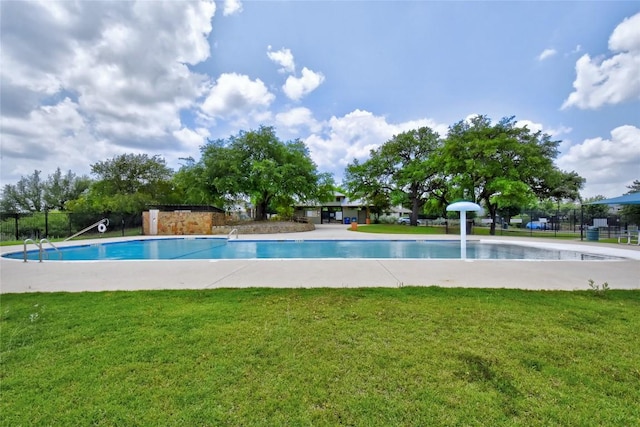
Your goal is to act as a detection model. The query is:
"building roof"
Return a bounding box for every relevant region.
[587,192,640,205]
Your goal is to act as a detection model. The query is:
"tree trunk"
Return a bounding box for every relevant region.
[488,204,497,235]
[411,196,421,226]
[255,201,268,221]
[255,193,271,221]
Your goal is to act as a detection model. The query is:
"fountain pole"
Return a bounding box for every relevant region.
[446,201,482,260]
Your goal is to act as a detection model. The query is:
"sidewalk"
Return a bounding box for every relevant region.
[1,224,638,293]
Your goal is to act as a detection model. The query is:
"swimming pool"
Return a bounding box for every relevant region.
[5,238,622,261]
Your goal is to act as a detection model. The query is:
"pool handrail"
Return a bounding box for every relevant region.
[23,238,60,262]
[228,228,239,240]
[23,239,37,263]
[64,218,109,241]
[40,238,61,261]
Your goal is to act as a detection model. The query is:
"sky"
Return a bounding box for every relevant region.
[1,0,639,200]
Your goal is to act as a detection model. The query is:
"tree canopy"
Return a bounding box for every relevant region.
[344,127,443,225]
[1,169,90,212]
[344,117,584,232]
[68,154,174,214]
[193,126,334,220]
[441,115,582,234]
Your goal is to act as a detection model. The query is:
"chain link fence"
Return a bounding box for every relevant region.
[0,212,143,242]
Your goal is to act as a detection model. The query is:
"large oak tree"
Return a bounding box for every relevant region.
[196,126,333,220]
[344,127,444,225]
[68,153,174,214]
[441,115,582,234]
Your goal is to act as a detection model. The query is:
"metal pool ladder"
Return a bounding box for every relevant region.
[23,238,61,262]
[228,228,239,240]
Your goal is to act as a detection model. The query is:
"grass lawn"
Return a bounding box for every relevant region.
[2,287,639,426]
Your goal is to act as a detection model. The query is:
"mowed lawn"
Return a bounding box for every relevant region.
[1,287,639,426]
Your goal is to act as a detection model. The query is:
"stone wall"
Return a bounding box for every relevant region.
[142,211,226,235]
[143,212,315,235]
[212,221,315,235]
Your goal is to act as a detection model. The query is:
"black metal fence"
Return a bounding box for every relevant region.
[486,208,631,239]
[0,212,142,242]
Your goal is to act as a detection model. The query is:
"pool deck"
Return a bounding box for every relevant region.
[1,224,639,293]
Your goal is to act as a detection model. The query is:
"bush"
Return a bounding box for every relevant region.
[377,215,398,224]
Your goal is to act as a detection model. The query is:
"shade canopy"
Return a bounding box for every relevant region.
[446,201,482,212]
[586,192,640,205]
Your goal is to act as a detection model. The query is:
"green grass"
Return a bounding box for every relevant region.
[2,288,639,426]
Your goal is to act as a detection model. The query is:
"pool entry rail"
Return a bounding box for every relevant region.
[64,218,110,242]
[23,238,60,262]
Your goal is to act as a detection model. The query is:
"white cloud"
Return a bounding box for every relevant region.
[0,97,132,181]
[173,127,211,150]
[223,0,243,16]
[0,0,217,185]
[516,120,572,137]
[283,67,325,101]
[537,48,557,61]
[562,12,640,110]
[556,125,640,198]
[609,13,640,52]
[304,109,447,179]
[267,46,296,74]
[276,107,322,134]
[200,72,275,121]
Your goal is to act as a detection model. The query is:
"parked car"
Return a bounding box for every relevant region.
[525,221,547,230]
[398,217,424,225]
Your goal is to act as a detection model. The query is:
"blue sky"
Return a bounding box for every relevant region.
[1,0,639,199]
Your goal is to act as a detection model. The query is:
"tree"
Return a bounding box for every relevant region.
[343,158,392,221]
[68,154,174,214]
[441,115,569,235]
[43,168,91,211]
[171,157,222,206]
[582,196,611,224]
[1,170,45,212]
[196,126,333,220]
[2,169,92,212]
[344,127,444,225]
[537,169,585,230]
[90,153,173,195]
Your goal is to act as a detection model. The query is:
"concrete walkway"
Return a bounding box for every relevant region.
[1,224,638,293]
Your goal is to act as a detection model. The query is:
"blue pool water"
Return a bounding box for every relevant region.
[5,238,619,261]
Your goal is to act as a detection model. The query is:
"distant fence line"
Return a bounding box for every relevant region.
[0,212,142,242]
[0,209,631,242]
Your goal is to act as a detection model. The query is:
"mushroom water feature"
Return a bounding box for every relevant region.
[446,201,482,259]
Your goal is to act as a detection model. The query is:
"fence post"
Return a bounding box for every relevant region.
[45,209,49,238]
[14,215,19,241]
[580,205,584,241]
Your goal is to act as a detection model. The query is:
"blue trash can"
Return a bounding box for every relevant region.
[344,217,350,224]
[586,227,599,241]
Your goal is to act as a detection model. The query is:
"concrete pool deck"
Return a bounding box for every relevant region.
[1,224,639,293]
